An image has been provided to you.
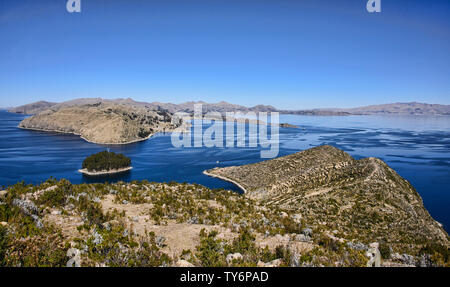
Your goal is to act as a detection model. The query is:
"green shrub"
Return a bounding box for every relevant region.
[379,242,391,259]
[275,245,291,266]
[0,226,8,266]
[77,196,108,228]
[229,228,256,255]
[0,203,14,222]
[196,229,226,267]
[419,243,450,265]
[37,179,73,208]
[3,232,68,267]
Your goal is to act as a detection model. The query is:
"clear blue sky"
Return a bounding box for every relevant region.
[0,0,449,109]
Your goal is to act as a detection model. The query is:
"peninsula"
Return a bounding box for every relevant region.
[18,101,181,145]
[205,146,449,249]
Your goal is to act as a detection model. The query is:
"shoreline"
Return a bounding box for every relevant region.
[202,170,248,194]
[18,125,157,145]
[78,167,133,176]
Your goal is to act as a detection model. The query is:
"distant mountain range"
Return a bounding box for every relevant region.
[8,98,450,116]
[8,98,278,115]
[280,102,450,116]
[340,102,450,116]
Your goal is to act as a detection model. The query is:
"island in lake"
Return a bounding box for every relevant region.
[79,151,132,176]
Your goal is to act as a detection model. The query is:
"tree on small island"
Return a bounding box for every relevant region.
[82,151,131,172]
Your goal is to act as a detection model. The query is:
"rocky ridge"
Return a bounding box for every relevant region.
[205,146,449,247]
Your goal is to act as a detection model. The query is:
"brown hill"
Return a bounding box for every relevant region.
[19,103,179,144]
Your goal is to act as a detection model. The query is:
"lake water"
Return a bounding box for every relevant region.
[0,110,449,231]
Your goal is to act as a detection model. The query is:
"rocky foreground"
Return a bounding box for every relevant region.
[18,102,181,144]
[0,146,448,267]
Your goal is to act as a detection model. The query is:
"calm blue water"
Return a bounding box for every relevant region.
[0,110,449,231]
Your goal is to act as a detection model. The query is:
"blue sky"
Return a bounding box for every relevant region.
[0,0,449,109]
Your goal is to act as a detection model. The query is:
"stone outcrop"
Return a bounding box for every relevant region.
[175,260,195,267]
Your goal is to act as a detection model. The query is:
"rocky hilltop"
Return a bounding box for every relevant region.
[205,146,449,249]
[19,102,180,144]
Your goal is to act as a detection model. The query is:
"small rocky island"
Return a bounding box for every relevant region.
[79,151,132,176]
